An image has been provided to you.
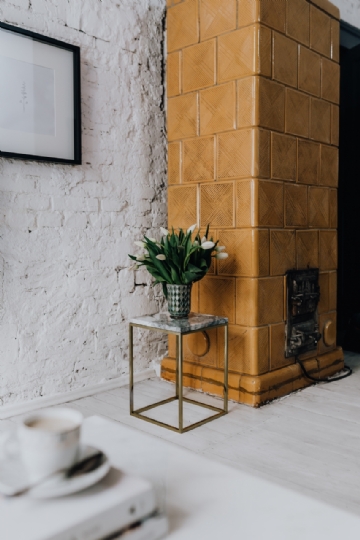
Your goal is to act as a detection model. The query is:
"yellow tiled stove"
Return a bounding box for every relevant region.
[163,0,344,406]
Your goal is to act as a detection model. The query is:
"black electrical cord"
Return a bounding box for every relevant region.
[295,355,352,383]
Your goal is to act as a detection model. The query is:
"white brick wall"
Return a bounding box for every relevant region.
[0,0,167,405]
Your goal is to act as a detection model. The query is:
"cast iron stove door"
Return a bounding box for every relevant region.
[285,269,321,358]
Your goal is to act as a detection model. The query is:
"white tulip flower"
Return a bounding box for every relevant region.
[187,223,197,234]
[193,240,199,246]
[215,252,229,260]
[136,254,146,261]
[215,245,226,252]
[156,254,166,260]
[201,241,215,250]
[148,237,156,242]
[129,264,139,270]
[160,227,169,236]
[134,240,146,248]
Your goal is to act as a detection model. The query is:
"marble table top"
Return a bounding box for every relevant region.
[129,312,228,333]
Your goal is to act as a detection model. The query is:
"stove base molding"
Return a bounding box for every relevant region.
[161,348,344,407]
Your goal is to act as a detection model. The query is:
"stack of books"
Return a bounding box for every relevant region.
[0,468,168,540]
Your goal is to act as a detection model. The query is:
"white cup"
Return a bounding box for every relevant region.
[16,408,83,481]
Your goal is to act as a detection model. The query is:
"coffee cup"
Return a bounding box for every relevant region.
[16,408,83,481]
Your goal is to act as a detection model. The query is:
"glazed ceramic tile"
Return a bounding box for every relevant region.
[199,276,236,323]
[168,93,198,141]
[168,185,198,229]
[321,58,340,104]
[271,132,297,181]
[318,272,330,314]
[200,0,236,40]
[286,0,310,46]
[168,142,181,184]
[237,77,258,128]
[331,18,340,62]
[296,229,319,268]
[218,26,257,83]
[308,186,330,228]
[258,25,272,78]
[285,88,310,138]
[259,0,286,33]
[216,229,254,276]
[270,323,294,370]
[183,327,218,366]
[320,145,338,187]
[270,229,296,276]
[258,77,285,132]
[256,128,271,178]
[183,39,216,93]
[268,280,288,330]
[272,31,298,88]
[217,25,271,83]
[167,0,199,52]
[298,46,321,97]
[285,184,308,227]
[310,5,331,58]
[258,228,271,276]
[297,139,320,185]
[331,104,339,146]
[235,179,253,227]
[235,278,258,326]
[238,0,259,27]
[200,82,236,135]
[183,136,215,183]
[217,228,269,277]
[310,98,331,143]
[319,230,337,270]
[236,276,284,326]
[329,189,338,228]
[167,51,181,97]
[329,271,337,311]
[258,180,284,228]
[200,182,235,227]
[217,129,254,179]
[217,324,269,375]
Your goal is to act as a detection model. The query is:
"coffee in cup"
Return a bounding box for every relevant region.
[18,408,83,481]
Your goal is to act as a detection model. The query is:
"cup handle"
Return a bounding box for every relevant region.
[0,431,19,459]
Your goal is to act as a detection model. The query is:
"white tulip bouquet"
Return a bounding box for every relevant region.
[129,224,228,298]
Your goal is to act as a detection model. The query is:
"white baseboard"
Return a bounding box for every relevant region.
[0,369,156,420]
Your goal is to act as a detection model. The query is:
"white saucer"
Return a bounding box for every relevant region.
[0,444,111,499]
[30,445,111,499]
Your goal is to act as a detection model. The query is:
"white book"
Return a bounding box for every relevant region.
[0,469,163,540]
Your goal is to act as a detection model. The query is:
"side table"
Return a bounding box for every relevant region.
[129,313,228,433]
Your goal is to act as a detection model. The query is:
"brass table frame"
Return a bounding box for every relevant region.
[129,320,228,433]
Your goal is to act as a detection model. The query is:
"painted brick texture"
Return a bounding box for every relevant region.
[0,0,167,406]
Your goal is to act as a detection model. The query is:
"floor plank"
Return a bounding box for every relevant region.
[1,351,359,516]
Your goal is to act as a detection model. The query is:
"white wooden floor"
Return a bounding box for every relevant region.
[2,351,360,516]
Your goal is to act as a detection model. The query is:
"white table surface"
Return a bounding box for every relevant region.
[81,415,360,539]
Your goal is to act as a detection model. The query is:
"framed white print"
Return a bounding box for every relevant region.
[0,22,81,164]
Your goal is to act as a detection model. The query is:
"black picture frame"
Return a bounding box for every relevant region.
[0,21,82,165]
